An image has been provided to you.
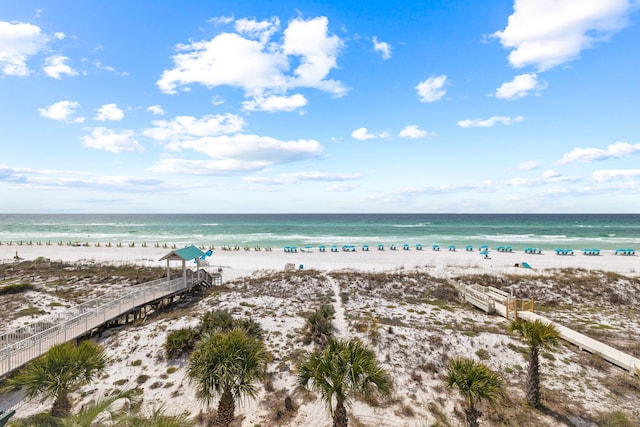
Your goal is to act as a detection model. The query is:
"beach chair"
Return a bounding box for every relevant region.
[319,245,326,252]
[331,245,338,252]
[416,243,423,250]
[465,245,473,251]
[448,245,456,251]
[362,244,369,251]
[377,243,384,250]
[402,243,410,250]
[390,244,397,250]
[432,244,440,251]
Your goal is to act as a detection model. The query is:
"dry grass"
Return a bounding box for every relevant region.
[2,262,640,426]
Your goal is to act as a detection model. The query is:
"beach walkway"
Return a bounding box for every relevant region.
[461,284,640,374]
[0,269,218,379]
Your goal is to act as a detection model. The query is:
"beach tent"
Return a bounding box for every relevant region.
[521,262,532,269]
[159,245,206,285]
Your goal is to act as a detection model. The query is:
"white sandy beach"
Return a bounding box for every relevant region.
[2,243,638,281]
[1,243,639,426]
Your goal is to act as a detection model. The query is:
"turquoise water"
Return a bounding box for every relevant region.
[0,214,638,251]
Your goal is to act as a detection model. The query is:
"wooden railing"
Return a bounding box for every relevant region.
[0,269,214,378]
[461,282,638,375]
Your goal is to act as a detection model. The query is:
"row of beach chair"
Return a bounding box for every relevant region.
[284,244,635,256]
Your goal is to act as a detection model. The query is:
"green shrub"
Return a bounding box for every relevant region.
[236,317,264,340]
[475,348,491,361]
[165,327,198,358]
[0,283,33,295]
[199,309,234,335]
[303,304,335,346]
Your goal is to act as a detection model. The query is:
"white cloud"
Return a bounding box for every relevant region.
[591,169,640,182]
[352,127,378,141]
[93,60,128,76]
[81,128,143,153]
[282,16,345,95]
[208,15,234,25]
[399,125,430,139]
[242,93,307,112]
[39,100,79,121]
[542,169,561,178]
[416,75,447,102]
[372,36,391,60]
[43,55,77,79]
[514,160,540,171]
[157,33,287,94]
[143,114,245,141]
[244,171,362,185]
[0,164,177,193]
[146,105,165,116]
[149,134,324,175]
[0,21,46,76]
[171,134,322,161]
[557,142,640,165]
[157,16,346,105]
[495,73,547,100]
[94,104,124,121]
[235,17,280,44]
[493,0,634,71]
[458,115,524,128]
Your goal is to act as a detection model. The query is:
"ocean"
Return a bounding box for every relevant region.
[0,214,638,252]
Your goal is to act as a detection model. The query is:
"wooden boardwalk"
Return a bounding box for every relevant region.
[462,284,640,374]
[0,269,218,379]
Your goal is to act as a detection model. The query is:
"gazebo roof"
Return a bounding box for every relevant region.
[159,245,205,262]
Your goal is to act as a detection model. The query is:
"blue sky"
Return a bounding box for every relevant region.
[1,0,639,213]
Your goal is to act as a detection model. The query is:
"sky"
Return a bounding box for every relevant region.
[1,0,639,214]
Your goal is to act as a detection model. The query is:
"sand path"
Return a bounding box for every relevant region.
[330,276,347,338]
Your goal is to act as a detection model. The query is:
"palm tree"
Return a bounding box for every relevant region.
[304,303,335,346]
[116,405,193,427]
[297,337,392,427]
[445,357,505,427]
[509,318,560,408]
[6,340,107,417]
[187,328,269,427]
[58,389,136,426]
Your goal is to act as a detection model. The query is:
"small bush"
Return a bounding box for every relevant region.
[0,283,33,295]
[165,328,198,358]
[303,304,335,346]
[199,309,234,335]
[475,348,491,361]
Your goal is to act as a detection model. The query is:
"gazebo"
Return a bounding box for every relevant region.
[159,245,206,284]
